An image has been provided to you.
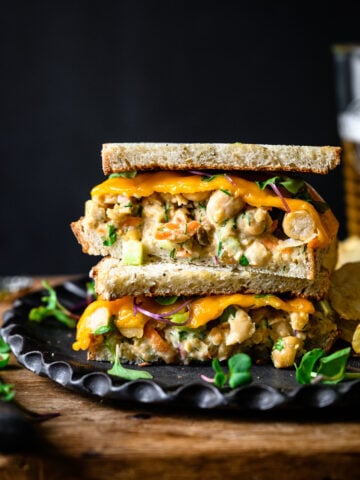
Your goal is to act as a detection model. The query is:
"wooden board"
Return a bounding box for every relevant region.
[1,277,360,480]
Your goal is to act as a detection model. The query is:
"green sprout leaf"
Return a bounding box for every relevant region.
[256,176,304,195]
[0,381,15,402]
[28,280,77,328]
[295,347,360,385]
[0,335,10,354]
[317,348,351,384]
[108,171,137,179]
[0,353,10,369]
[295,348,325,384]
[107,345,153,381]
[204,354,253,389]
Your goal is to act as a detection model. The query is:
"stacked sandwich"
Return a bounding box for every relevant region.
[71,143,341,368]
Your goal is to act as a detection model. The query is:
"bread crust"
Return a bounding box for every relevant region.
[102,143,341,175]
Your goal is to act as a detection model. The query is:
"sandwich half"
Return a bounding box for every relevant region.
[73,290,339,369]
[71,142,341,368]
[72,142,340,299]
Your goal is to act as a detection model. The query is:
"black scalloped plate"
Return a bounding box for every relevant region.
[2,277,360,412]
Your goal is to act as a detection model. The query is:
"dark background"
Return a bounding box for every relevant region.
[1,0,359,275]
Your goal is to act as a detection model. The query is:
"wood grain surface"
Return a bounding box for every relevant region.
[0,277,360,480]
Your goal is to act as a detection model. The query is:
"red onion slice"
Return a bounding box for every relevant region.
[270,183,291,213]
[133,299,192,326]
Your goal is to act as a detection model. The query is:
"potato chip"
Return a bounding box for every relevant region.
[336,236,360,269]
[352,324,360,354]
[329,262,360,320]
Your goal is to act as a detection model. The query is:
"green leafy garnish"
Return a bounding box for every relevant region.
[170,248,176,260]
[239,254,249,266]
[108,171,137,179]
[29,280,77,328]
[0,335,10,354]
[295,347,360,385]
[0,353,10,369]
[0,381,15,401]
[256,176,304,194]
[155,296,179,305]
[202,353,253,389]
[102,224,117,246]
[107,345,153,381]
[220,189,231,196]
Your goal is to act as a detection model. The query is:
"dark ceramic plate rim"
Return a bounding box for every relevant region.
[1,277,360,412]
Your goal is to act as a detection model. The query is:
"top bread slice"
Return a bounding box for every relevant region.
[102,143,341,175]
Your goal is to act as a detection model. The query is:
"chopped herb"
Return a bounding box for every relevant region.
[220,189,231,196]
[124,202,133,208]
[0,381,15,402]
[94,324,114,336]
[164,203,170,222]
[254,294,273,299]
[201,174,220,182]
[239,254,249,266]
[273,338,285,352]
[108,171,137,179]
[107,344,153,381]
[29,280,77,328]
[102,224,117,246]
[170,248,176,259]
[217,241,223,257]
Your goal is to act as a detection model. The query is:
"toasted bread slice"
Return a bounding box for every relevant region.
[91,237,337,299]
[102,143,341,175]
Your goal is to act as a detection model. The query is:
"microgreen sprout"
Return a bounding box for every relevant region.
[295,347,360,385]
[29,280,78,328]
[201,353,253,389]
[0,381,15,402]
[107,344,153,381]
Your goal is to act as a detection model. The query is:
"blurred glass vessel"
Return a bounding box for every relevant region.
[333,44,360,236]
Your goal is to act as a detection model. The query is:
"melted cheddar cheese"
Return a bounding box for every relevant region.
[91,172,337,248]
[73,294,314,352]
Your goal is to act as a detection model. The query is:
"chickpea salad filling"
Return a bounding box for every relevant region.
[73,171,338,280]
[73,293,338,369]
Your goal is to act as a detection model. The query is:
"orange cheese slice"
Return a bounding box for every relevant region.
[72,294,314,352]
[91,172,337,248]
